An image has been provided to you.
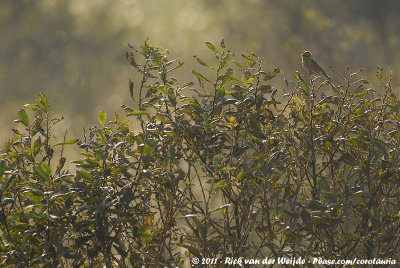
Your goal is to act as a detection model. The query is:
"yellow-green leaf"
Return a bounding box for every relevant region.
[36,93,49,112]
[0,160,5,179]
[34,163,51,182]
[146,215,153,226]
[98,110,106,127]
[192,70,210,82]
[264,68,280,81]
[18,109,29,127]
[205,41,219,53]
[196,57,208,66]
[143,139,156,158]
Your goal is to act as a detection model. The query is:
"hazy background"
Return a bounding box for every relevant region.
[2,0,400,143]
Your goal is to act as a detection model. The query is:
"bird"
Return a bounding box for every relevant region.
[301,51,331,81]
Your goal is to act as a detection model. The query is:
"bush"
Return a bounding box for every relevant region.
[1,40,399,267]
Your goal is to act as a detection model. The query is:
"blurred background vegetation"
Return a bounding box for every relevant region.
[1,0,400,143]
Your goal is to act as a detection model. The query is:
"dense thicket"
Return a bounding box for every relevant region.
[1,40,399,267]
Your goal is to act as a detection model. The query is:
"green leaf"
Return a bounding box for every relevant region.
[0,160,6,178]
[77,170,92,180]
[54,139,80,146]
[18,108,29,126]
[205,41,219,53]
[0,174,16,199]
[196,57,208,66]
[294,71,310,97]
[151,51,162,66]
[301,82,309,97]
[138,225,153,242]
[98,110,106,127]
[192,70,210,82]
[318,178,329,191]
[259,84,272,93]
[216,88,225,100]
[219,54,230,69]
[34,163,52,182]
[142,139,156,158]
[168,88,177,106]
[242,53,256,67]
[126,110,148,116]
[372,138,389,160]
[294,71,303,81]
[212,155,223,166]
[293,95,303,104]
[264,68,280,81]
[323,190,337,204]
[36,93,49,112]
[215,180,227,191]
[24,103,39,110]
[342,152,356,165]
[114,112,120,124]
[308,200,325,210]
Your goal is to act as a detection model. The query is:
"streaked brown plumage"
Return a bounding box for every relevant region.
[301,51,331,81]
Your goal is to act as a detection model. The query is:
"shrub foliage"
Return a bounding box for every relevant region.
[1,40,400,266]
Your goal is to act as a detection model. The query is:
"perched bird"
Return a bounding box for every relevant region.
[301,51,331,81]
